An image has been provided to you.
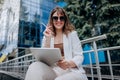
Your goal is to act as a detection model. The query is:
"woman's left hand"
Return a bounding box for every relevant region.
[57,59,77,70]
[57,60,70,70]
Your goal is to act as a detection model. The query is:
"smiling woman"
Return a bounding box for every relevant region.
[25,6,88,80]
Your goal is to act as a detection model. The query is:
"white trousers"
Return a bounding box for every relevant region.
[25,62,88,80]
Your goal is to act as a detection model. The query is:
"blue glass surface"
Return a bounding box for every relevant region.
[82,44,106,65]
[19,0,57,48]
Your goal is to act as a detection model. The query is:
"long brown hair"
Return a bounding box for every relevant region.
[48,6,75,36]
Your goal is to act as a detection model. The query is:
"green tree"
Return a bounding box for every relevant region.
[56,0,120,47]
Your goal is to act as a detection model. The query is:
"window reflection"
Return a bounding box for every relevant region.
[18,0,56,51]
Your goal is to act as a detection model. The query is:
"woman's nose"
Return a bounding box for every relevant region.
[57,18,61,21]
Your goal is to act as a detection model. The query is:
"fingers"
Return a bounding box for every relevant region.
[44,28,51,34]
[43,25,53,37]
[57,60,70,70]
[47,24,52,29]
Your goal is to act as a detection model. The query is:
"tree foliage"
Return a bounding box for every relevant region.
[56,0,120,47]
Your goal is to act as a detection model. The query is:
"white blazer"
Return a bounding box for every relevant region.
[42,31,85,73]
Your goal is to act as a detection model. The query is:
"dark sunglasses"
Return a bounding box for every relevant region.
[52,16,65,21]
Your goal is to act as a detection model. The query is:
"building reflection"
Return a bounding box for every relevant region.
[0,0,57,60]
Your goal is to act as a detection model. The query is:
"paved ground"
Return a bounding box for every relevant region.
[0,70,23,80]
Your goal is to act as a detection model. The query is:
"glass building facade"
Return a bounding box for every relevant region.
[0,0,20,60]
[0,0,57,59]
[18,0,57,56]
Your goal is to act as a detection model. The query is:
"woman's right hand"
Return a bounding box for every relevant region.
[43,25,53,38]
[43,25,53,47]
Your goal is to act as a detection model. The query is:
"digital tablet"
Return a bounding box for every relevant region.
[30,48,62,66]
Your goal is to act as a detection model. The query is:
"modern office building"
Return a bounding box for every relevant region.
[0,0,57,61]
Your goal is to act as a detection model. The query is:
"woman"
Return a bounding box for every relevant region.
[25,6,88,80]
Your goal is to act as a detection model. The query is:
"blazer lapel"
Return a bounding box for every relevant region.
[63,34,72,60]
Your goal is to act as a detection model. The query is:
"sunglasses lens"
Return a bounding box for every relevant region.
[60,16,65,21]
[52,16,58,21]
[52,16,65,21]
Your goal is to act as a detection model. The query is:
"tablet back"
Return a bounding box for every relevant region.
[30,48,62,66]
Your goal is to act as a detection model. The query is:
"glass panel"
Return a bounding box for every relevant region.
[18,0,57,55]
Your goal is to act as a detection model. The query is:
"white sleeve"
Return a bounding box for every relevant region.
[70,31,84,68]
